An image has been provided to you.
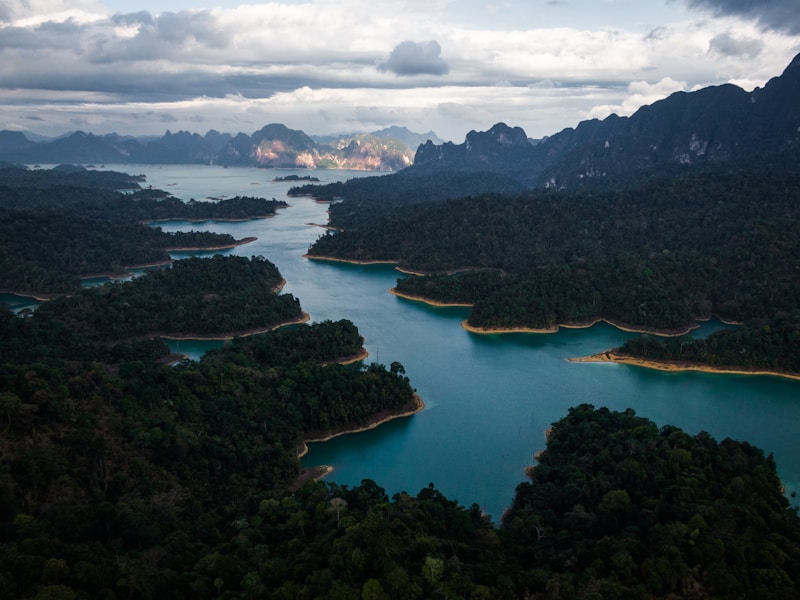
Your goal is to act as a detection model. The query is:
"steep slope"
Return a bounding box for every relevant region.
[409,52,800,188]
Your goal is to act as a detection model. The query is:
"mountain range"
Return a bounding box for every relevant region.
[0,125,443,171]
[1,53,798,180]
[410,52,800,189]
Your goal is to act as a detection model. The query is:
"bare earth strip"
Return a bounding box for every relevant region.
[462,318,700,337]
[158,312,311,341]
[389,288,473,308]
[569,351,800,381]
[304,254,400,266]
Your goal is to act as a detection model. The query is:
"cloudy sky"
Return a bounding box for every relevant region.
[1,0,799,142]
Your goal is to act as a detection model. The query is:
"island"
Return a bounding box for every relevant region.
[274,174,320,182]
[306,171,800,372]
[0,166,295,295]
[570,315,800,380]
[2,171,799,598]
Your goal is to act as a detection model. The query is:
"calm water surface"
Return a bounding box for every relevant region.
[101,165,800,519]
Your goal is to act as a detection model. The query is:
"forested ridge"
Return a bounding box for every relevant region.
[615,315,800,376]
[0,165,286,294]
[0,255,304,364]
[309,171,800,340]
[0,208,240,294]
[0,186,287,222]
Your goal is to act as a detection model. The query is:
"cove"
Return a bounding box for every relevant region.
[102,164,800,520]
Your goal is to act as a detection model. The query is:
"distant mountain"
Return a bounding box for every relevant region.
[410,52,800,188]
[413,122,537,183]
[0,124,439,171]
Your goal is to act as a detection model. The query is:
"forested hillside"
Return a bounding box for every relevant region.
[0,255,304,363]
[502,405,800,598]
[0,165,292,294]
[309,171,800,339]
[0,208,242,294]
[1,165,798,598]
[3,396,796,599]
[615,315,800,376]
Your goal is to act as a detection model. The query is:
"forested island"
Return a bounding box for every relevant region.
[0,165,289,295]
[307,170,800,373]
[1,165,799,598]
[571,315,800,380]
[274,174,320,182]
[0,255,307,363]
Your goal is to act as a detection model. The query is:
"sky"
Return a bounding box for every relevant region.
[1,0,799,142]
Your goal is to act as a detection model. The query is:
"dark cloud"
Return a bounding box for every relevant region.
[708,31,763,57]
[684,0,800,35]
[379,40,450,76]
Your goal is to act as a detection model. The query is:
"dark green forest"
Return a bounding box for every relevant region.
[0,255,303,364]
[0,165,285,294]
[0,208,241,294]
[617,315,800,375]
[2,166,799,598]
[309,171,800,343]
[2,389,797,598]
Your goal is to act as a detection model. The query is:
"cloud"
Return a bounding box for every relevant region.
[379,40,450,76]
[586,77,687,120]
[708,31,763,58]
[683,0,800,35]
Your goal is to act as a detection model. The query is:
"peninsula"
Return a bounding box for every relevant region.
[569,350,800,381]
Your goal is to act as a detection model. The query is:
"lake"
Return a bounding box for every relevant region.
[91,165,800,519]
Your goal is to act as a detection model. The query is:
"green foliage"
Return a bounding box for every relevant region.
[0,320,416,598]
[0,166,285,294]
[619,314,800,374]
[310,171,800,337]
[0,208,239,294]
[0,255,302,363]
[501,405,800,599]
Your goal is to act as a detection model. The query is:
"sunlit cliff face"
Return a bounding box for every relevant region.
[295,151,317,168]
[254,140,285,161]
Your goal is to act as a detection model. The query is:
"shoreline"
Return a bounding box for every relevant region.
[462,318,700,338]
[164,236,257,252]
[389,288,473,308]
[304,254,400,266]
[322,347,369,366]
[0,289,60,301]
[569,351,800,381]
[147,215,277,224]
[158,312,310,341]
[69,237,260,285]
[292,393,425,490]
[295,391,424,457]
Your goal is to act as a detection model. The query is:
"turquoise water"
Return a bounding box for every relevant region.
[58,166,800,518]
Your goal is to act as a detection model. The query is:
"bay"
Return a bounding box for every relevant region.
[103,165,800,519]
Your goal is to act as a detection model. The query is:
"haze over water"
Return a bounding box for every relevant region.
[107,165,800,520]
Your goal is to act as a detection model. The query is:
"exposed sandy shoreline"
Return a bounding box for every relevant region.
[0,289,60,301]
[293,393,425,486]
[322,347,369,366]
[158,312,310,341]
[164,236,257,251]
[569,350,800,381]
[462,318,700,337]
[303,254,399,266]
[389,288,473,308]
[8,237,260,299]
